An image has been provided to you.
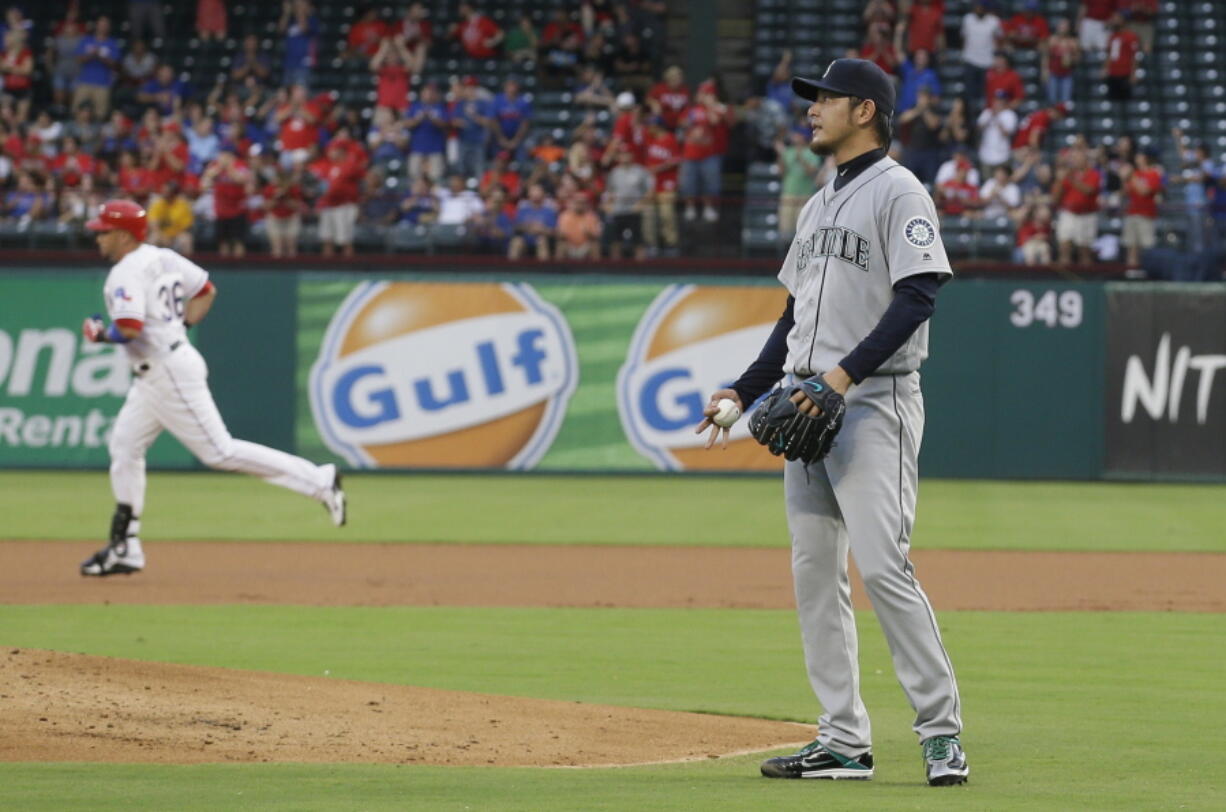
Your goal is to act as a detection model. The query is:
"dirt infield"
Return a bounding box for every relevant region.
[2,541,1224,611]
[4,542,1223,767]
[0,649,809,766]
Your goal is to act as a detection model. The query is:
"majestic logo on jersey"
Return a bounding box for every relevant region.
[795,225,871,273]
[904,216,936,248]
[112,287,132,302]
[309,282,577,470]
[617,285,785,472]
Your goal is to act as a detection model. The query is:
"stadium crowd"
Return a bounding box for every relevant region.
[1,0,1222,272]
[0,0,738,260]
[756,0,1225,273]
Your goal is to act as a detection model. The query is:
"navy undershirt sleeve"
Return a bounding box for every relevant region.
[731,295,794,407]
[838,273,944,384]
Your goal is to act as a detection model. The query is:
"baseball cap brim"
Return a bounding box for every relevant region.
[85,218,115,232]
[792,77,848,102]
[792,71,895,116]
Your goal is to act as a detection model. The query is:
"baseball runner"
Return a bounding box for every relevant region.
[79,199,346,577]
[696,60,967,786]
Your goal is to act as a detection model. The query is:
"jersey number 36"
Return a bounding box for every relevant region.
[158,280,185,321]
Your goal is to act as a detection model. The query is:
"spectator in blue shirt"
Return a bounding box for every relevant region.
[764,49,799,113]
[185,116,221,174]
[73,16,122,115]
[449,76,494,180]
[897,49,942,113]
[2,173,48,223]
[359,169,403,226]
[406,82,449,183]
[138,64,189,116]
[278,0,319,88]
[491,78,533,163]
[399,177,440,225]
[231,33,274,90]
[473,185,514,254]
[508,182,558,260]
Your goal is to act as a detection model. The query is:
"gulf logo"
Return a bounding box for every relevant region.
[616,284,787,472]
[309,281,577,469]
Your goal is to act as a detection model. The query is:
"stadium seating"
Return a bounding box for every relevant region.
[742,0,1222,262]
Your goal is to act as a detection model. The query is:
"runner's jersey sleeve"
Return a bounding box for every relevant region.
[102,244,210,360]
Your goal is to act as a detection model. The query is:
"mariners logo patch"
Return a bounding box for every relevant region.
[903,217,936,248]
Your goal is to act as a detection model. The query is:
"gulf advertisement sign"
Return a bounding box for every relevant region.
[309,282,577,469]
[617,285,787,472]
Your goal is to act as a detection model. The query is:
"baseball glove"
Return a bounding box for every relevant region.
[748,375,846,463]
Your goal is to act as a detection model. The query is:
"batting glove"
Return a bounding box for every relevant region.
[82,315,106,343]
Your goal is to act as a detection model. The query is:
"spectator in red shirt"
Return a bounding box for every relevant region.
[646,65,690,130]
[197,0,227,43]
[1102,13,1140,103]
[117,150,154,200]
[1078,0,1117,55]
[148,125,189,190]
[609,91,647,162]
[698,78,732,162]
[1042,17,1080,104]
[397,2,432,74]
[859,23,899,76]
[937,163,982,217]
[345,6,387,60]
[1012,101,1070,154]
[1013,202,1053,265]
[480,151,521,199]
[1120,148,1163,267]
[1055,148,1101,264]
[1119,0,1157,52]
[678,83,726,224]
[275,84,321,168]
[540,9,583,52]
[50,137,96,187]
[202,147,253,257]
[371,34,411,114]
[895,0,945,58]
[452,3,502,59]
[312,140,364,257]
[985,53,1025,109]
[263,169,306,258]
[642,115,681,253]
[863,0,897,33]
[1,29,33,123]
[1004,0,1051,50]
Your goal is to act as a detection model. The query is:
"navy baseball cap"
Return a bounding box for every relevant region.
[793,58,896,118]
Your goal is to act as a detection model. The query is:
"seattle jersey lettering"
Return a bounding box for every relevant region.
[794,225,872,273]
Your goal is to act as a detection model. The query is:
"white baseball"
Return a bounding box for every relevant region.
[712,398,741,428]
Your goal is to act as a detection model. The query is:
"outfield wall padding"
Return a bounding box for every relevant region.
[1,270,1221,480]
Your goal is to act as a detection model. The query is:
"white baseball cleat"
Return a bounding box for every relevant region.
[322,464,347,527]
[80,539,145,576]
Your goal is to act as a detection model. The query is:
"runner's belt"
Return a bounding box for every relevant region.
[133,340,183,376]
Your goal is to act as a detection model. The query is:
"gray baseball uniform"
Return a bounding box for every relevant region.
[778,154,962,755]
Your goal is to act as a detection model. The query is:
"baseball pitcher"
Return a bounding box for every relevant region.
[79,200,347,577]
[696,59,968,786]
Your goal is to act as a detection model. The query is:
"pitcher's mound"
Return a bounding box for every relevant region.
[1,649,808,767]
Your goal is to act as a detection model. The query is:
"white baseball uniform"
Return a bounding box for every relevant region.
[779,155,962,755]
[104,243,336,542]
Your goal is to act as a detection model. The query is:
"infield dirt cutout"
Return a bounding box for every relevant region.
[3,541,1224,766]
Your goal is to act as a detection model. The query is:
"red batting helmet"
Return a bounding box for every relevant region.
[86,199,148,242]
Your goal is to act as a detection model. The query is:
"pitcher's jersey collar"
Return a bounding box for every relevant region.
[833,146,889,191]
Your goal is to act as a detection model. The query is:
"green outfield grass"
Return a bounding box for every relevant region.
[3,606,1224,810]
[1,470,1224,551]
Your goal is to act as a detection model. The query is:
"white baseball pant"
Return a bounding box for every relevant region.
[108,342,334,517]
